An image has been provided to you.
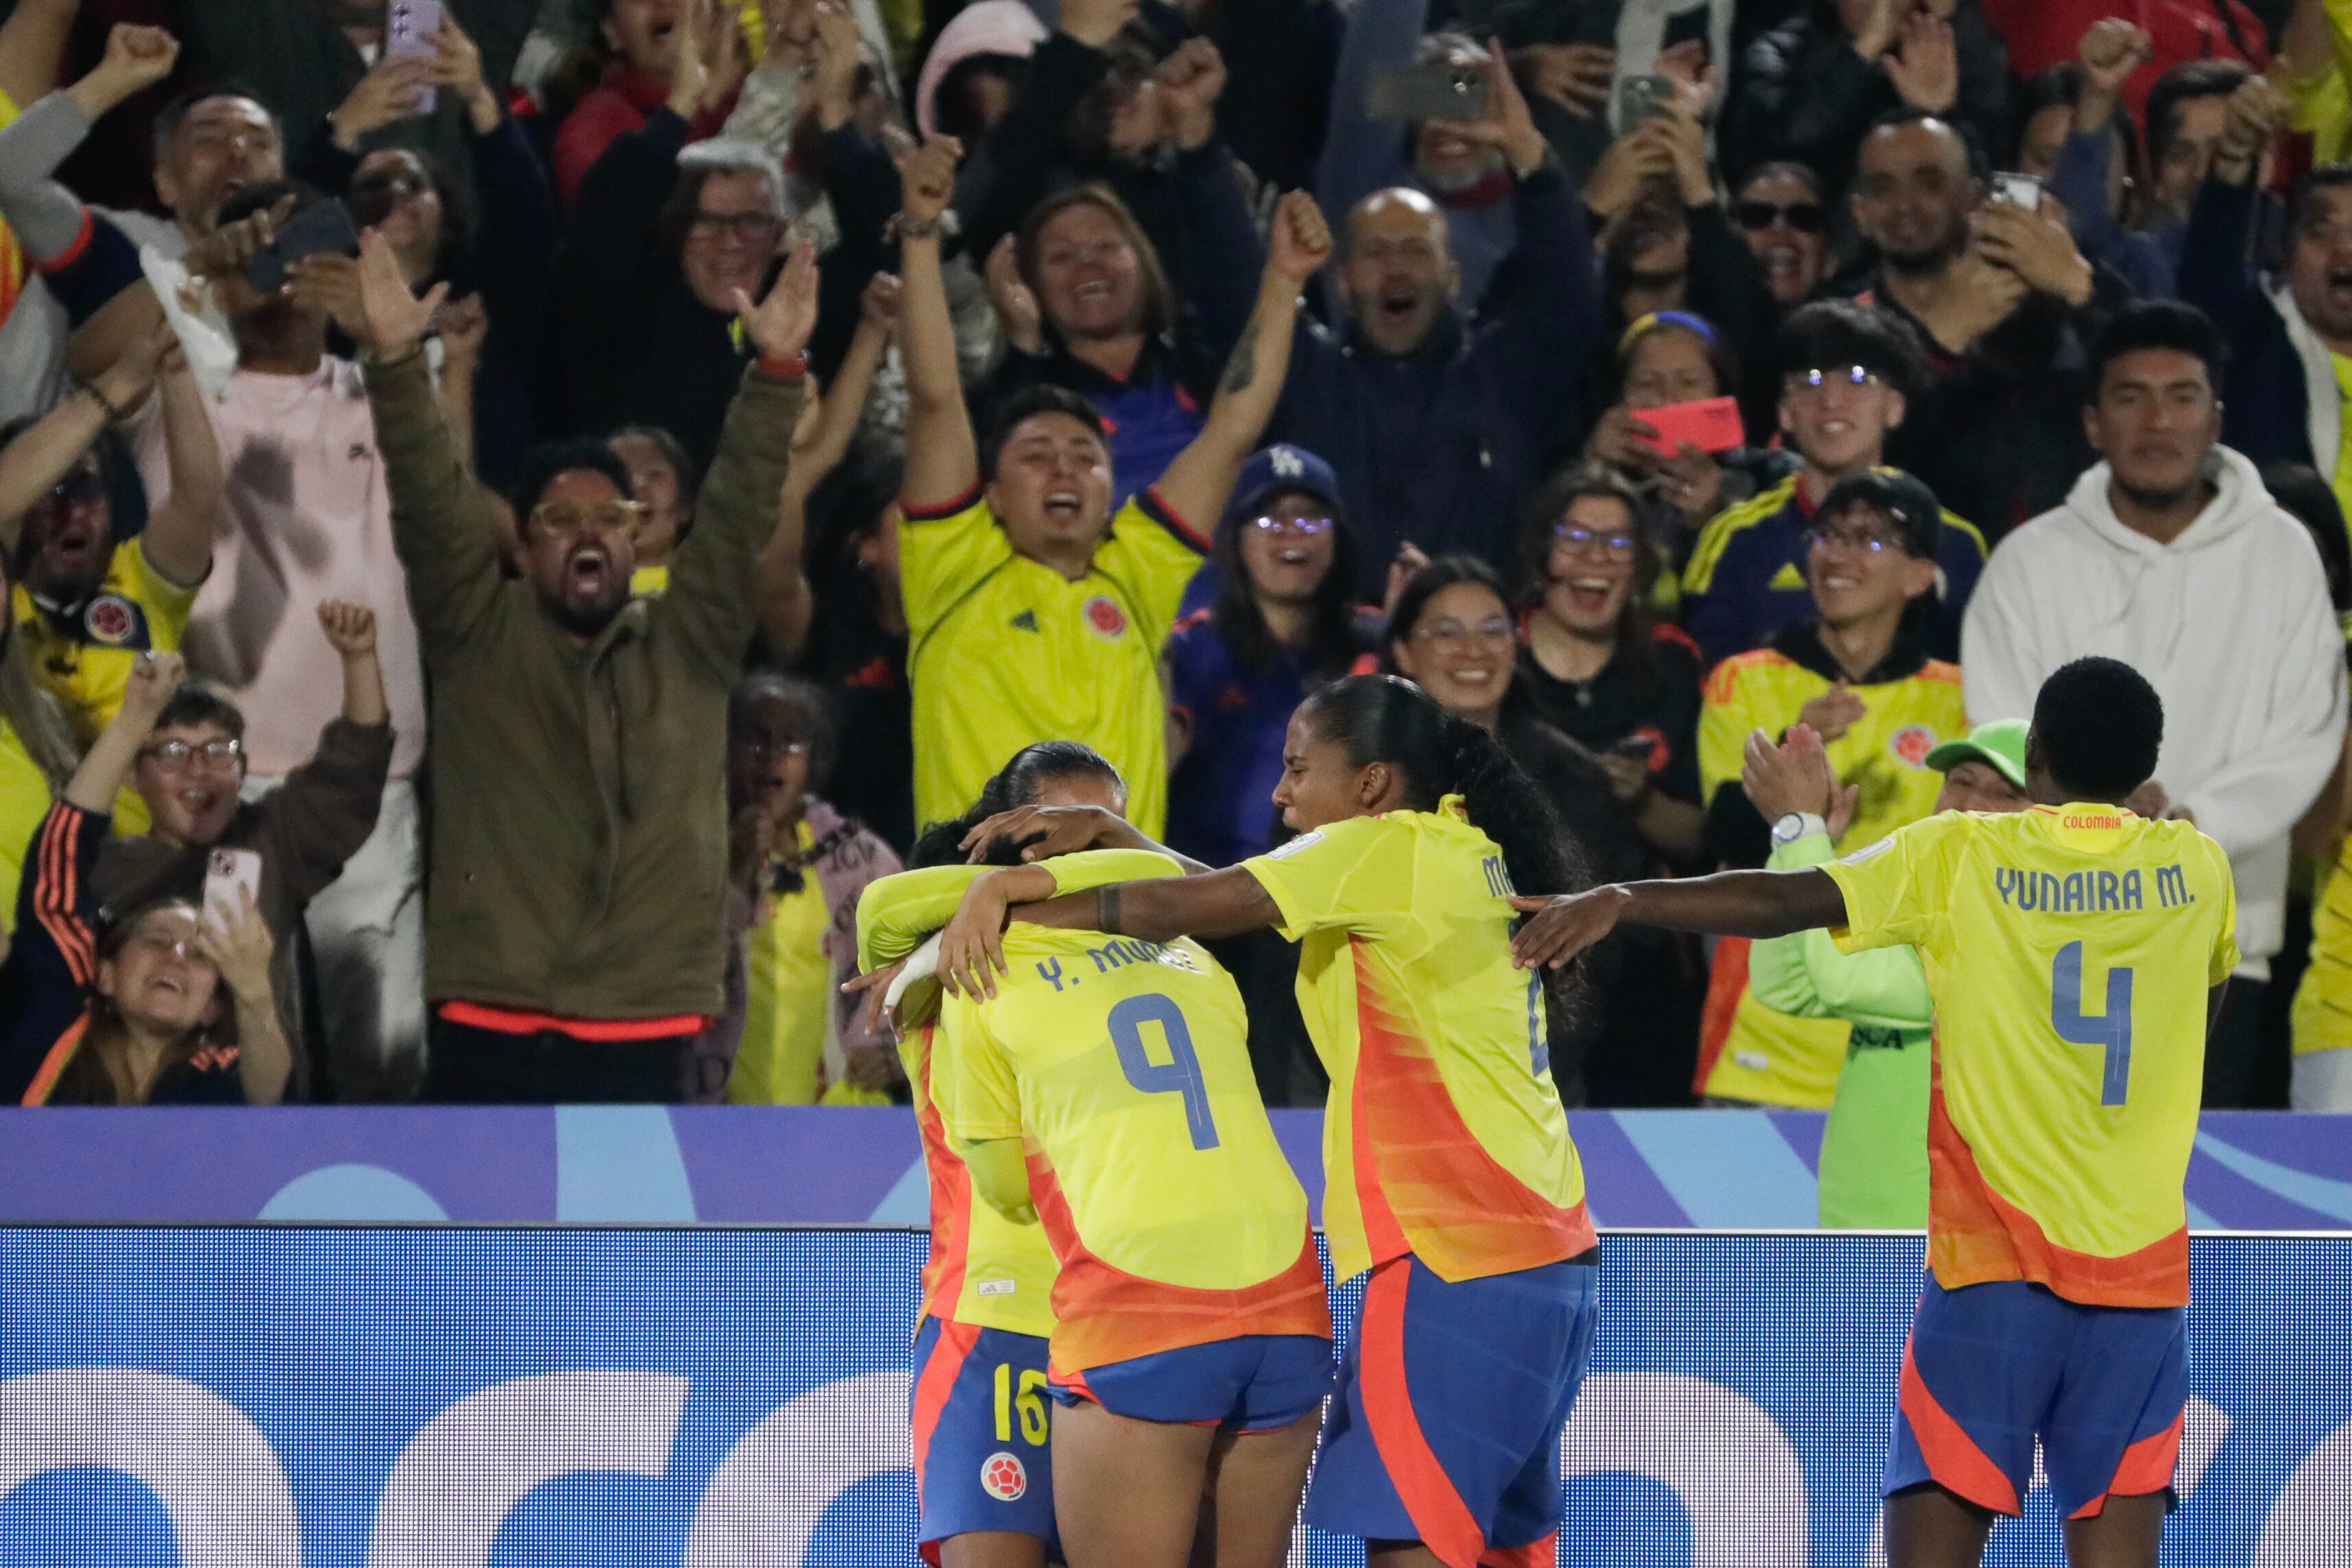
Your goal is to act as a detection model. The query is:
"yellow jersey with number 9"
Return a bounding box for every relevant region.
[1240,798,1596,1287]
[931,924,1329,1375]
[1824,805,2237,1308]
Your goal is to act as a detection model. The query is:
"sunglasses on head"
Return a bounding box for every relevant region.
[1734,199,1827,234]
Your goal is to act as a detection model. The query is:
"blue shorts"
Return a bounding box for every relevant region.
[1304,1253,1599,1568]
[1889,1273,2187,1519]
[1051,1334,1333,1432]
[909,1316,1056,1562]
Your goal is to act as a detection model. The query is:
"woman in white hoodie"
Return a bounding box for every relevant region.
[1961,301,2347,1106]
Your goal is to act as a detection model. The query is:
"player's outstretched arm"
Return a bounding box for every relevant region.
[936,865,1280,998]
[1510,869,1850,970]
[958,1136,1038,1225]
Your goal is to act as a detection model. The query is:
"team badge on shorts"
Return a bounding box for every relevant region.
[1082,596,1128,640]
[980,1451,1028,1501]
[83,594,137,646]
[1890,725,1936,767]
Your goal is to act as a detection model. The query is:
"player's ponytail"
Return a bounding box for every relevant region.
[910,742,1129,869]
[1300,674,1588,901]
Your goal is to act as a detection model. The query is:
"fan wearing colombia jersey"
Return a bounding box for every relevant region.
[856,742,1158,1568]
[1512,657,2234,1568]
[937,674,1599,1568]
[887,130,1329,841]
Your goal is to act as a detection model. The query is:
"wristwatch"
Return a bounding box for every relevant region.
[1770,811,1827,848]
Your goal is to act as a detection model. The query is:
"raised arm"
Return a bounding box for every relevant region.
[1509,868,1850,971]
[66,652,182,813]
[1152,190,1328,531]
[889,129,979,511]
[0,347,154,554]
[660,243,819,684]
[2177,77,2288,322]
[351,231,509,657]
[757,273,897,663]
[139,327,221,590]
[0,0,82,110]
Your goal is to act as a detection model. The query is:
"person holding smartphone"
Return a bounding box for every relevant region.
[90,602,392,1103]
[0,652,290,1108]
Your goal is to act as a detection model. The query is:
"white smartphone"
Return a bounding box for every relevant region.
[204,848,263,933]
[1991,171,2043,210]
[385,0,444,115]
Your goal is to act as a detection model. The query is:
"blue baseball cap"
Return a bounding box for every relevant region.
[1220,443,1346,533]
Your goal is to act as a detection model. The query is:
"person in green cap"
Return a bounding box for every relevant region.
[1741,715,2033,1227]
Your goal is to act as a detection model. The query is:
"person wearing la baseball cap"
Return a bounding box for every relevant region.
[1166,443,1378,1103]
[1737,713,2033,1228]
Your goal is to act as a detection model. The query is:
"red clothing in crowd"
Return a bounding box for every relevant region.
[1980,0,2269,124]
[552,61,736,204]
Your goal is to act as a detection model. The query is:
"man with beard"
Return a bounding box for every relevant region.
[1842,108,2105,537]
[1279,50,1596,598]
[354,220,821,1104]
[93,603,392,1101]
[1963,302,2347,1109]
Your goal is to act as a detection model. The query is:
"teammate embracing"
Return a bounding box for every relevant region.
[937,673,1601,1568]
[858,742,1156,1568]
[1512,656,2233,1568]
[860,744,1331,1568]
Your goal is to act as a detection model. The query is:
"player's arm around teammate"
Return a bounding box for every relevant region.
[936,674,1605,1568]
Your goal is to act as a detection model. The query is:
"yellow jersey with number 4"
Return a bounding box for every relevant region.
[1824,805,2237,1308]
[900,485,1207,839]
[1241,799,1595,1286]
[931,924,1328,1376]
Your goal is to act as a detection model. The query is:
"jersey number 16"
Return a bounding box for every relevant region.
[2050,942,2133,1107]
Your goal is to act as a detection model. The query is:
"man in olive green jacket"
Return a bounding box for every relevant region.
[1744,718,2033,1227]
[352,230,820,1101]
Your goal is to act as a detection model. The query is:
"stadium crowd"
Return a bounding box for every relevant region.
[1,0,2350,1125]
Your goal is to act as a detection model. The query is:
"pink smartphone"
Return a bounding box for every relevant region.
[386,0,443,114]
[1634,396,1746,456]
[204,848,263,932]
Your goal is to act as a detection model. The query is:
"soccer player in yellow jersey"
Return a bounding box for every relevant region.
[1512,657,2235,1568]
[937,675,1599,1568]
[856,742,1166,1568]
[887,130,1329,840]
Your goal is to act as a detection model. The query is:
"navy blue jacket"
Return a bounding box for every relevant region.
[1272,162,1598,600]
[2178,175,2317,473]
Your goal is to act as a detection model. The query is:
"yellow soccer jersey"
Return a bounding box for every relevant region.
[1695,642,1966,1107]
[2292,826,2352,1059]
[856,850,1188,1338]
[1825,806,2238,1308]
[900,485,1207,839]
[1241,800,1595,1286]
[932,924,1327,1374]
[14,537,201,748]
[0,716,49,932]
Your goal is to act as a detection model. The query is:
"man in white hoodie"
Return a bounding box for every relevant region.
[1963,300,2347,1107]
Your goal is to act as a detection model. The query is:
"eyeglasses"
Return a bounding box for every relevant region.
[1551,524,1637,557]
[1412,615,1514,647]
[138,737,244,772]
[736,736,811,761]
[1785,365,1884,393]
[1734,199,1826,233]
[1249,514,1333,537]
[1805,524,1903,555]
[688,210,786,241]
[36,471,105,511]
[530,499,646,539]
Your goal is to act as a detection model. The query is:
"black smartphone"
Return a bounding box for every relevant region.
[1367,62,1490,123]
[244,197,361,292]
[1660,3,1712,58]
